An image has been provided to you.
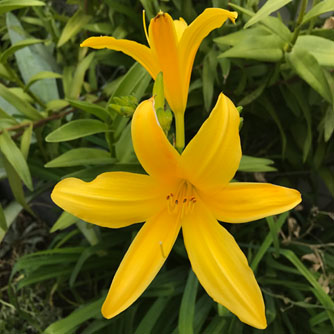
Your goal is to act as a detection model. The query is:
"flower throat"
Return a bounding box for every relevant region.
[166,180,196,217]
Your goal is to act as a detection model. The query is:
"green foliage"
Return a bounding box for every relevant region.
[0,0,333,333]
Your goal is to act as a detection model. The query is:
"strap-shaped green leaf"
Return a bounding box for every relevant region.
[25,71,62,90]
[45,148,113,168]
[219,35,284,62]
[57,9,92,47]
[0,0,44,15]
[0,38,43,63]
[67,99,109,121]
[238,155,276,172]
[0,83,42,120]
[286,47,332,103]
[244,0,292,29]
[0,130,33,190]
[45,119,108,142]
[295,35,334,67]
[302,0,334,24]
[178,270,198,334]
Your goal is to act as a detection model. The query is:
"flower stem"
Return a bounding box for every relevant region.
[174,112,185,153]
[287,0,308,51]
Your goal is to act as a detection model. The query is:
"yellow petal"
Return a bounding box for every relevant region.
[181,93,241,190]
[200,182,302,223]
[182,202,267,329]
[148,12,185,114]
[51,172,164,228]
[180,8,237,97]
[80,36,159,78]
[132,98,182,184]
[102,209,181,318]
[173,18,188,41]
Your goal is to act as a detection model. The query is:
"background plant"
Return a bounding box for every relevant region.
[0,0,333,333]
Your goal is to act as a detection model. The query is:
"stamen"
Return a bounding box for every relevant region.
[142,10,150,44]
[166,180,197,217]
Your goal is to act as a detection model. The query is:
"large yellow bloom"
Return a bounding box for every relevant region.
[51,93,301,329]
[80,9,237,117]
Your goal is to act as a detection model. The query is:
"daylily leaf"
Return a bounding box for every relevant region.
[238,155,276,172]
[50,211,79,233]
[178,270,198,334]
[0,63,11,81]
[229,3,292,42]
[25,71,62,90]
[286,47,332,103]
[0,201,22,243]
[215,26,268,46]
[0,131,33,191]
[0,203,8,232]
[244,0,292,29]
[302,0,334,24]
[57,9,92,47]
[46,99,69,111]
[295,35,334,67]
[259,96,287,157]
[0,38,43,63]
[45,119,108,142]
[20,122,33,160]
[44,297,104,334]
[324,105,334,142]
[111,62,150,98]
[45,148,114,168]
[67,99,109,121]
[219,35,284,62]
[6,13,60,102]
[0,83,42,120]
[202,49,218,112]
[68,52,95,99]
[280,249,334,327]
[135,297,170,334]
[0,0,44,15]
[2,155,33,213]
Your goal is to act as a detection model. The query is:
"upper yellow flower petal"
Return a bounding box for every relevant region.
[182,201,267,329]
[102,209,181,318]
[81,8,236,116]
[200,182,302,223]
[131,98,182,184]
[181,93,241,191]
[80,36,159,78]
[148,12,185,114]
[173,18,188,41]
[51,172,164,228]
[179,8,238,100]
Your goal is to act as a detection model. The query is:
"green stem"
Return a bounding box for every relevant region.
[287,0,308,51]
[306,0,320,34]
[174,112,185,153]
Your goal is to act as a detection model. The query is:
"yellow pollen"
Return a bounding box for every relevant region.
[166,180,196,217]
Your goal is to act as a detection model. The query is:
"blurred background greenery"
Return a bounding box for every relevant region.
[0,0,333,333]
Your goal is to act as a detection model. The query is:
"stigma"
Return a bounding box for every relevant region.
[166,180,196,217]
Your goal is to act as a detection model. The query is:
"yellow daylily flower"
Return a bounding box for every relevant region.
[80,8,237,118]
[51,93,301,329]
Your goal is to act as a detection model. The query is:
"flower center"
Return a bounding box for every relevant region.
[166,180,196,217]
